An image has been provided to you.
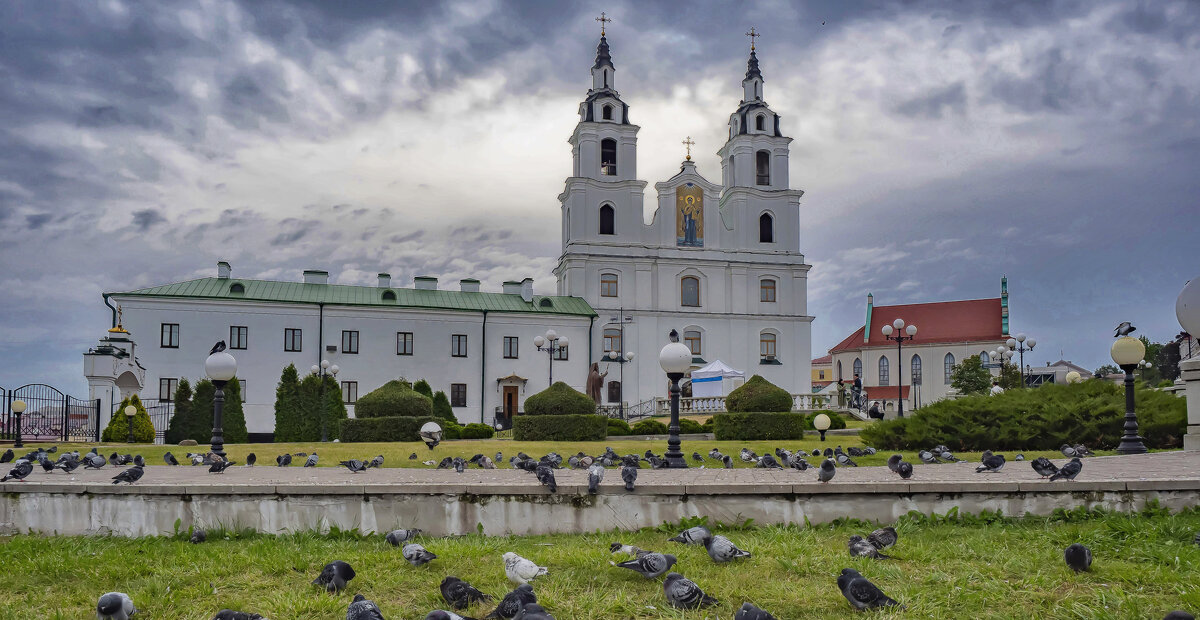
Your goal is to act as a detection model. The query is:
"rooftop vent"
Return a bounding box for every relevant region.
[502,281,522,295]
[460,278,480,293]
[377,273,391,288]
[217,261,231,279]
[414,276,437,290]
[303,270,329,285]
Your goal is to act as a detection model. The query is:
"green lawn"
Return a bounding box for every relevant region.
[1,506,1196,619]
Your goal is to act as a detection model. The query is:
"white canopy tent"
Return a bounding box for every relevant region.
[690,359,746,399]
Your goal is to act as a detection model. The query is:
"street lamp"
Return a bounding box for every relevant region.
[1065,370,1082,384]
[204,349,238,458]
[1005,333,1036,387]
[310,360,339,442]
[10,400,26,449]
[659,330,692,468]
[605,350,635,417]
[1111,332,1148,454]
[813,412,831,442]
[533,330,569,385]
[1138,359,1153,382]
[881,318,917,418]
[124,404,136,444]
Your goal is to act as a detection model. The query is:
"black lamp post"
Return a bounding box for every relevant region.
[1111,333,1148,454]
[534,330,569,385]
[11,399,26,449]
[880,318,917,418]
[1006,333,1036,387]
[658,330,691,468]
[124,404,136,444]
[605,308,635,417]
[205,350,238,458]
[310,360,339,442]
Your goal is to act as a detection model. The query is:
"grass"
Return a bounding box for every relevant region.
[0,505,1196,619]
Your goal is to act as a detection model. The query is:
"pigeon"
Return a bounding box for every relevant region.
[1114,321,1136,337]
[4,460,34,482]
[209,459,235,474]
[111,464,144,485]
[190,528,207,544]
[210,340,227,354]
[1064,543,1092,573]
[1014,454,1025,461]
[305,453,319,467]
[346,593,386,620]
[109,452,121,467]
[918,450,939,464]
[534,465,557,493]
[812,449,821,456]
[835,452,858,467]
[668,525,711,545]
[83,453,106,469]
[787,454,810,471]
[385,529,422,546]
[1061,444,1077,458]
[837,568,903,610]
[55,457,81,474]
[0,449,12,463]
[312,560,356,593]
[403,543,437,567]
[823,447,834,458]
[722,455,734,469]
[441,576,492,610]
[896,461,914,479]
[938,450,963,463]
[818,458,837,483]
[587,463,605,494]
[734,602,777,620]
[1195,532,1200,547]
[1163,612,1195,620]
[702,534,751,562]
[211,611,265,620]
[621,464,637,491]
[755,454,782,469]
[38,455,55,472]
[424,612,475,620]
[739,448,757,462]
[976,453,1006,473]
[887,454,903,472]
[475,456,496,470]
[615,552,677,579]
[692,452,703,462]
[503,552,548,585]
[276,454,292,467]
[495,451,503,463]
[1031,457,1059,478]
[708,448,722,460]
[485,584,536,620]
[340,459,368,473]
[438,457,454,470]
[867,527,898,550]
[1050,458,1083,481]
[96,591,137,620]
[246,453,256,466]
[610,542,651,558]
[848,535,889,559]
[1074,444,1092,457]
[133,454,145,467]
[662,572,718,609]
[190,453,206,466]
[164,452,180,466]
[409,453,419,460]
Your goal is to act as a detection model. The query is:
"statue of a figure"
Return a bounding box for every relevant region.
[586,362,608,403]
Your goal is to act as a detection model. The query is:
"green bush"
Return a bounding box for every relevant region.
[460,423,496,439]
[413,379,433,399]
[431,391,454,422]
[442,421,463,440]
[296,374,346,442]
[606,418,631,436]
[165,378,193,445]
[726,375,792,412]
[713,412,807,440]
[678,418,705,434]
[340,416,444,442]
[859,380,1187,451]
[701,418,714,433]
[631,419,668,435]
[171,378,248,444]
[524,382,595,416]
[513,414,607,441]
[804,410,847,430]
[101,394,156,443]
[272,364,302,442]
[354,380,433,419]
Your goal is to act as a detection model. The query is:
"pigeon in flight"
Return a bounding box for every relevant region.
[668,525,711,545]
[1114,321,1136,337]
[164,452,180,466]
[312,560,356,593]
[735,602,777,620]
[615,552,677,579]
[210,340,227,354]
[1031,457,1058,478]
[663,572,718,609]
[848,535,889,559]
[96,591,137,620]
[211,610,265,620]
[485,584,536,619]
[246,452,256,466]
[2,460,33,482]
[503,552,548,585]
[975,453,1006,473]
[587,463,605,494]
[703,534,751,562]
[111,464,144,485]
[346,594,386,620]
[896,461,914,479]
[1064,543,1092,573]
[403,543,437,567]
[867,527,897,550]
[340,459,368,473]
[1050,457,1083,481]
[386,529,422,546]
[818,458,837,483]
[621,464,637,491]
[190,528,207,544]
[305,453,319,467]
[440,576,491,609]
[276,454,292,467]
[838,568,903,610]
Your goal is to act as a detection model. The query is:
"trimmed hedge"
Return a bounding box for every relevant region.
[631,419,668,435]
[355,380,433,419]
[606,418,632,436]
[701,418,714,433]
[513,414,607,441]
[524,382,595,416]
[713,412,807,440]
[678,418,705,434]
[102,394,155,443]
[726,375,792,412]
[805,410,848,430]
[461,423,496,439]
[340,416,443,442]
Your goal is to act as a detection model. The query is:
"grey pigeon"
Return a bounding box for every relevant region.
[692,452,703,462]
[84,453,106,469]
[838,568,902,610]
[708,448,722,460]
[534,465,557,493]
[133,454,145,467]
[788,454,810,471]
[1163,612,1195,620]
[503,552,548,585]
[409,453,418,460]
[587,463,604,494]
[1050,458,1083,481]
[346,593,386,620]
[312,560,356,593]
[1031,457,1059,478]
[918,450,939,464]
[209,459,235,473]
[703,534,751,562]
[735,602,777,620]
[403,543,437,567]
[615,552,677,578]
[305,453,319,467]
[164,452,180,466]
[621,464,637,491]
[668,525,711,545]
[276,454,292,467]
[1061,444,1077,458]
[896,461,914,479]
[246,453,256,466]
[1074,444,1092,457]
[424,612,474,620]
[55,457,81,474]
[440,576,491,610]
[1064,543,1092,573]
[886,454,903,472]
[835,452,858,467]
[485,584,536,620]
[1114,321,1136,337]
[0,448,12,463]
[454,457,466,473]
[385,528,422,546]
[438,457,454,469]
[495,451,503,463]
[1014,454,1025,461]
[722,455,734,469]
[190,528,207,544]
[369,455,385,468]
[610,542,651,557]
[210,340,227,354]
[111,465,144,484]
[340,459,367,473]
[739,447,757,462]
[975,453,1006,473]
[109,452,121,467]
[849,535,889,559]
[867,527,897,550]
[96,591,137,620]
[512,603,554,620]
[211,611,265,620]
[756,454,781,469]
[818,458,836,483]
[662,572,718,609]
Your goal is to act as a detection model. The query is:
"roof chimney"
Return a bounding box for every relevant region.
[414,276,438,290]
[520,278,534,303]
[377,273,391,288]
[217,261,231,279]
[460,278,480,293]
[502,280,522,295]
[303,269,329,285]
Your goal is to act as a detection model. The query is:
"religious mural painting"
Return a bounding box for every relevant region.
[676,183,703,247]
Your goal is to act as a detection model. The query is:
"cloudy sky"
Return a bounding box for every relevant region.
[2,0,1198,395]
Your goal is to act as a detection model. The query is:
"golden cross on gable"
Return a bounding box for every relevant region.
[596,12,611,36]
[682,136,695,161]
[746,26,760,50]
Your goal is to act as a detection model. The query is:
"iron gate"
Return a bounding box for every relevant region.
[2,383,101,442]
[113,398,174,444]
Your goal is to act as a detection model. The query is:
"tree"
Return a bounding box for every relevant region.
[1094,364,1121,377]
[221,377,248,444]
[273,364,302,442]
[412,379,433,399]
[102,394,156,443]
[998,362,1023,390]
[432,390,454,422]
[1157,341,1181,382]
[297,373,346,441]
[165,378,193,444]
[951,355,992,395]
[185,378,246,443]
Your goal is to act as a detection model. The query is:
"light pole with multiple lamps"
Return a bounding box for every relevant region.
[10,399,26,449]
[605,350,635,417]
[1111,331,1148,454]
[533,330,569,385]
[1005,333,1036,387]
[880,318,917,418]
[658,330,691,468]
[124,404,136,444]
[310,360,339,442]
[1138,359,1153,382]
[204,349,238,458]
[992,345,1014,374]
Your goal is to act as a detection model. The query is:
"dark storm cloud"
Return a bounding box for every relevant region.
[25,213,52,229]
[894,82,966,119]
[131,209,167,230]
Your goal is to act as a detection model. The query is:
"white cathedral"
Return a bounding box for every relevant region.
[85,29,813,435]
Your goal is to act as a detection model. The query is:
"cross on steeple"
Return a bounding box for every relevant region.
[682,136,695,161]
[596,12,611,36]
[745,26,760,50]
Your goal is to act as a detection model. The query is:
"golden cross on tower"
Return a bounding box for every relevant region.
[596,11,611,36]
[682,136,696,161]
[746,26,760,50]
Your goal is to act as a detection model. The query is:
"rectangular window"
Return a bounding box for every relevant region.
[760,333,777,359]
[450,383,467,407]
[760,279,776,302]
[159,377,178,401]
[341,381,358,404]
[284,328,302,352]
[554,345,568,361]
[503,336,519,359]
[684,330,702,356]
[229,325,248,350]
[600,274,618,297]
[160,323,180,348]
[819,370,826,380]
[238,379,247,397]
[397,332,414,356]
[603,329,622,355]
[341,330,359,354]
[451,334,468,358]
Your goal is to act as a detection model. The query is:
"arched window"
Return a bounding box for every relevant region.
[599,205,615,235]
[229,282,245,295]
[759,213,774,243]
[603,328,622,354]
[681,276,700,307]
[853,358,862,378]
[602,104,613,120]
[944,353,956,384]
[878,356,890,386]
[684,330,702,355]
[600,273,618,297]
[756,150,770,185]
[979,351,990,364]
[756,114,765,131]
[759,278,776,302]
[837,360,844,381]
[600,138,617,176]
[911,354,922,385]
[759,332,777,360]
[381,290,396,302]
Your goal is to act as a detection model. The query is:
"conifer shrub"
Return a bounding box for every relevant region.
[431,391,455,423]
[165,378,193,445]
[726,375,792,412]
[101,394,155,443]
[272,364,302,442]
[413,379,433,399]
[524,382,595,416]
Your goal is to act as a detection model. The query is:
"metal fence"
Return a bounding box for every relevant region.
[113,398,175,444]
[2,383,101,442]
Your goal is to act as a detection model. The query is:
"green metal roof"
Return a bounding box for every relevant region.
[108,277,597,317]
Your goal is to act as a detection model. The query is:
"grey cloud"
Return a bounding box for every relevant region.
[25,213,52,229]
[894,82,966,119]
[131,209,167,230]
[223,64,293,129]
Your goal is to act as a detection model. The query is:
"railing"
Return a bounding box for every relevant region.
[115,398,174,444]
[3,383,101,442]
[633,393,836,418]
